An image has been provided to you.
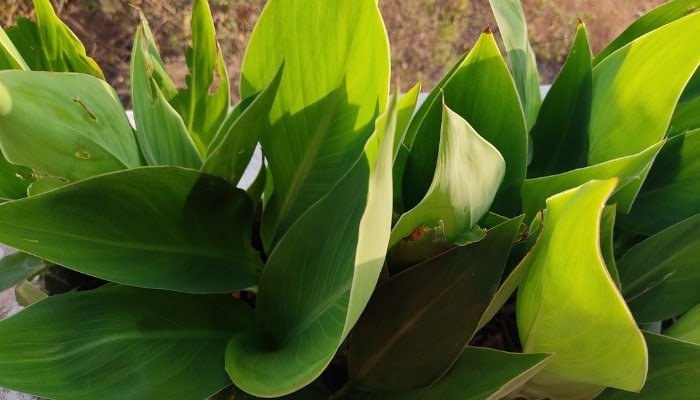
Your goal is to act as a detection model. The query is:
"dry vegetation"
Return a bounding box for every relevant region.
[1,0,665,105]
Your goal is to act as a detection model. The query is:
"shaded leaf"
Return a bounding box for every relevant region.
[665,303,700,344]
[0,252,46,292]
[0,167,261,293]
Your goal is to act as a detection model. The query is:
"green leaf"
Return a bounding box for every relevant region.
[665,303,700,344]
[14,279,47,306]
[402,31,527,216]
[394,83,421,160]
[0,71,141,182]
[0,28,29,70]
[588,11,700,165]
[130,22,202,168]
[597,332,700,399]
[226,75,397,397]
[517,179,647,393]
[599,205,621,289]
[0,252,47,292]
[489,0,541,129]
[348,216,523,392]
[203,65,283,185]
[528,22,592,177]
[240,0,390,248]
[522,141,663,220]
[618,213,700,323]
[617,129,700,235]
[0,285,253,400]
[170,0,231,153]
[369,347,552,400]
[0,153,33,201]
[0,167,261,293]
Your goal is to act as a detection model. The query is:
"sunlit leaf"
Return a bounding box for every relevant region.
[665,303,700,344]
[0,28,29,70]
[0,285,253,400]
[0,167,261,293]
[517,179,647,393]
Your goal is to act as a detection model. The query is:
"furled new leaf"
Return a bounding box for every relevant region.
[391,102,505,247]
[0,285,253,400]
[0,252,46,292]
[0,167,261,293]
[0,71,141,182]
[349,216,523,392]
[240,0,390,248]
[517,179,648,394]
[618,213,700,323]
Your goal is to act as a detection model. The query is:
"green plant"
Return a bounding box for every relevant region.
[0,0,698,399]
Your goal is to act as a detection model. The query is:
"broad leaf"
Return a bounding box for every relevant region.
[349,216,523,392]
[0,71,141,182]
[402,31,527,216]
[0,28,29,70]
[489,0,541,129]
[528,22,592,177]
[0,154,33,201]
[597,332,700,399]
[588,11,700,165]
[0,167,261,293]
[170,0,231,153]
[517,179,647,393]
[240,0,390,248]
[390,103,505,247]
[0,252,46,292]
[130,22,202,168]
[0,285,253,400]
[665,303,700,344]
[370,348,552,400]
[617,129,700,235]
[618,213,700,323]
[226,77,396,397]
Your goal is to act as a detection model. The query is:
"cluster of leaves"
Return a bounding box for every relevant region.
[0,0,698,399]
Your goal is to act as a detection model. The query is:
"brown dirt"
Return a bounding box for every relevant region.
[1,0,667,105]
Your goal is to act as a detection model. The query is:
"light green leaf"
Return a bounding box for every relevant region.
[0,71,141,182]
[597,332,700,399]
[170,0,231,153]
[203,65,283,185]
[588,11,700,165]
[599,205,621,289]
[0,28,29,70]
[517,179,648,393]
[349,217,522,392]
[240,0,390,248]
[522,141,663,220]
[489,0,541,129]
[130,23,202,168]
[0,285,253,400]
[618,213,700,323]
[226,76,397,397]
[14,279,46,306]
[370,347,552,400]
[402,31,527,216]
[0,167,261,293]
[391,102,505,247]
[394,83,421,160]
[0,252,47,292]
[665,303,700,344]
[528,22,592,178]
[617,129,700,235]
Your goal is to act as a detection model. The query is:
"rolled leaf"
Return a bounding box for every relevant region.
[0,28,29,70]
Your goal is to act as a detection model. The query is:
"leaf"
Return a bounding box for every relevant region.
[0,153,33,201]
[390,103,505,247]
[348,216,523,392]
[226,75,397,397]
[528,22,592,178]
[203,64,283,185]
[618,213,700,323]
[0,285,253,400]
[130,22,202,168]
[0,28,29,70]
[170,0,231,153]
[489,0,542,129]
[596,332,700,399]
[0,252,47,292]
[393,83,421,160]
[517,179,648,393]
[369,348,552,400]
[617,129,700,235]
[588,11,700,165]
[14,279,46,306]
[0,71,141,182]
[665,303,700,344]
[599,205,621,289]
[240,0,390,248]
[0,167,261,293]
[401,30,527,216]
[522,141,663,220]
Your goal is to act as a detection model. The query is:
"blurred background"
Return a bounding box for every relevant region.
[1,0,666,105]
